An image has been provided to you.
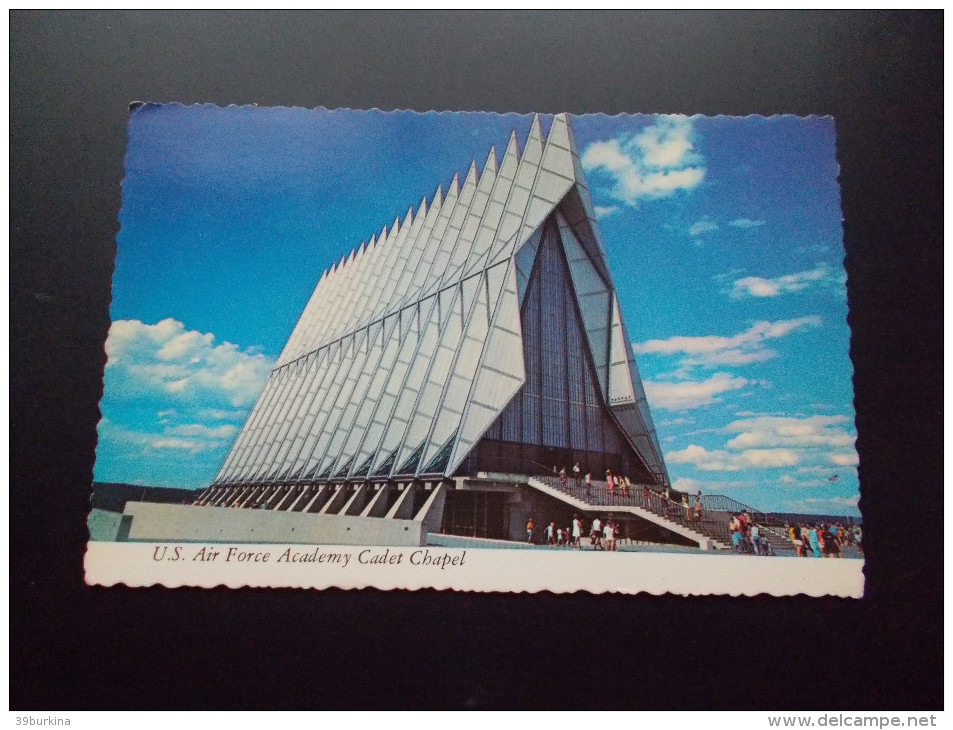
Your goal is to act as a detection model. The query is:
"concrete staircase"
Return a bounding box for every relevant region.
[521,475,725,549]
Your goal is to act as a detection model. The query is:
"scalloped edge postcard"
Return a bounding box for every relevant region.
[85,106,863,597]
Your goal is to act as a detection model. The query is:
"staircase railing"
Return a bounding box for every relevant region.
[532,475,732,545]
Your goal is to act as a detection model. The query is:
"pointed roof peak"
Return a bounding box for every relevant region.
[449,172,460,192]
[527,114,543,140]
[464,159,478,185]
[483,144,498,174]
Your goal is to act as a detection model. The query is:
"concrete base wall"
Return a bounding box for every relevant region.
[87,508,123,541]
[122,502,426,546]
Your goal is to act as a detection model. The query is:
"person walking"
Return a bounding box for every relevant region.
[584,472,592,498]
[526,517,535,544]
[572,461,581,488]
[729,514,744,551]
[572,515,582,548]
[546,521,555,546]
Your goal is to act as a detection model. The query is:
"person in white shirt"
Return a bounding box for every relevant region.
[591,517,603,549]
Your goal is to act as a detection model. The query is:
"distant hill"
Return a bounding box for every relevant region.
[91,482,203,513]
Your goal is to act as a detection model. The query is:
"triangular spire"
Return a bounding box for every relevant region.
[464,159,478,187]
[501,130,520,168]
[483,144,498,176]
[523,114,544,159]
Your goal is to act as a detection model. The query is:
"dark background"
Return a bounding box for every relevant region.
[11,11,942,709]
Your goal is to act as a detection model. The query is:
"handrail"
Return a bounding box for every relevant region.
[531,475,730,546]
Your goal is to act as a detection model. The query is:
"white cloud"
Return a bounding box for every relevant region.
[98,319,273,476]
[634,316,822,369]
[658,416,694,427]
[165,423,237,439]
[730,264,836,299]
[689,220,719,237]
[197,408,248,421]
[723,415,855,450]
[829,452,860,466]
[666,444,800,471]
[105,318,273,407]
[673,476,756,492]
[644,372,750,410]
[581,116,705,206]
[728,218,766,229]
[801,495,860,508]
[593,205,620,219]
[98,419,232,456]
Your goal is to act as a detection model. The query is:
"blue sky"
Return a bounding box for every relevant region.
[96,105,858,516]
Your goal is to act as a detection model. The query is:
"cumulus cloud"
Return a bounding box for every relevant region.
[729,264,836,299]
[728,218,766,229]
[672,476,756,492]
[644,372,751,410]
[98,419,233,456]
[581,116,705,206]
[164,423,238,439]
[661,414,858,478]
[658,416,694,427]
[593,205,620,219]
[689,220,719,238]
[723,415,855,450]
[829,452,860,466]
[105,318,273,407]
[666,444,800,471]
[634,316,822,369]
[96,319,273,483]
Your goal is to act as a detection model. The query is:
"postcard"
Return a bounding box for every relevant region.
[85,106,863,597]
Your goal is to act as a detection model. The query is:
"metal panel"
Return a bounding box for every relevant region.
[447,262,525,473]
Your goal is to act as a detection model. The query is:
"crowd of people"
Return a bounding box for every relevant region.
[554,464,707,524]
[727,510,773,555]
[527,514,624,551]
[786,521,862,558]
[545,464,860,558]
